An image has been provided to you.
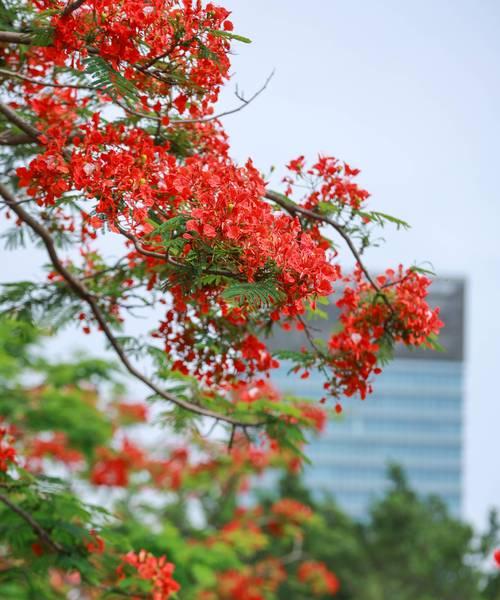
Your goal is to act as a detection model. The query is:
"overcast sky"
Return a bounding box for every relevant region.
[217,0,500,528]
[1,0,499,529]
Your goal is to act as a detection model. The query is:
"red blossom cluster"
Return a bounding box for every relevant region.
[28,433,84,468]
[327,266,443,399]
[271,498,313,524]
[0,427,17,472]
[20,0,233,106]
[284,155,370,211]
[494,549,500,568]
[5,0,442,408]
[85,529,105,555]
[297,560,340,596]
[90,439,191,490]
[118,550,180,600]
[116,401,149,423]
[213,560,286,600]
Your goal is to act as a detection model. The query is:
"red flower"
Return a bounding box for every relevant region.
[91,455,128,487]
[118,550,180,600]
[86,529,105,554]
[298,561,340,596]
[494,549,500,567]
[0,428,17,472]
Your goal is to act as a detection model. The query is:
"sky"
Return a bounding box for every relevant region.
[1,0,499,528]
[216,0,500,528]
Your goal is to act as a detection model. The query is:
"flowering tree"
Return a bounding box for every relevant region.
[0,0,444,597]
[0,319,339,598]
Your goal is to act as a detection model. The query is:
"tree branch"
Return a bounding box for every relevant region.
[0,103,40,140]
[171,71,275,125]
[0,132,35,145]
[114,71,274,126]
[0,68,95,90]
[0,31,31,44]
[0,492,65,553]
[264,190,381,293]
[115,221,246,279]
[0,183,262,427]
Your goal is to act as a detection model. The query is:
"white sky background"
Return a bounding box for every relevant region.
[1,0,499,529]
[217,0,500,528]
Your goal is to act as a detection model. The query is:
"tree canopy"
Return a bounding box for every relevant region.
[0,0,478,597]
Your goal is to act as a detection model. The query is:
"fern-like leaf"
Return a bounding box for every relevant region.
[83,56,138,101]
[221,280,284,308]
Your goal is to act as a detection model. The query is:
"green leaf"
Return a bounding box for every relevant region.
[410,264,436,277]
[30,26,54,46]
[191,563,217,586]
[83,56,137,101]
[426,331,445,352]
[150,216,187,240]
[0,0,17,30]
[210,30,252,44]
[363,211,411,230]
[221,280,284,308]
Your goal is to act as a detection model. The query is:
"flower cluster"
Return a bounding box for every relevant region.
[214,561,286,600]
[284,155,370,210]
[0,428,16,472]
[327,266,443,399]
[27,0,232,105]
[118,550,180,600]
[297,561,340,596]
[29,433,84,469]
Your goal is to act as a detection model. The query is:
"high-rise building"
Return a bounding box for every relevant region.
[270,278,465,519]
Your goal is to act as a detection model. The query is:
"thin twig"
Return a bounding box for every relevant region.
[115,71,274,126]
[0,68,95,90]
[171,70,275,125]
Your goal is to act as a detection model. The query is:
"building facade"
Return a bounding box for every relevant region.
[270,278,465,519]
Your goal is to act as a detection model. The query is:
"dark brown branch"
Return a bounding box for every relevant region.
[0,492,65,553]
[0,103,40,140]
[0,132,35,145]
[0,31,31,44]
[61,0,86,16]
[0,183,262,427]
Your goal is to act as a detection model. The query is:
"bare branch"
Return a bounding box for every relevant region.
[171,70,275,125]
[0,31,31,44]
[0,102,40,140]
[281,535,304,565]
